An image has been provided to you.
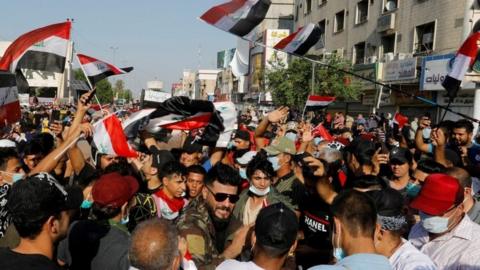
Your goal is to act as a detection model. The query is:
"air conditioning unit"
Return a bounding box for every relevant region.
[333,48,345,58]
[367,56,378,63]
[384,52,395,62]
[396,53,408,60]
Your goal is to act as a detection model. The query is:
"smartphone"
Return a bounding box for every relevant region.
[84,89,97,104]
[50,109,61,122]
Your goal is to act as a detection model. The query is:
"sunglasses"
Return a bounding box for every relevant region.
[205,186,239,203]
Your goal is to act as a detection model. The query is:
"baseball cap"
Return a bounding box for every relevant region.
[92,172,139,208]
[255,203,298,250]
[389,147,412,164]
[236,151,257,165]
[234,129,250,142]
[410,174,464,215]
[151,149,175,170]
[264,137,296,156]
[182,136,203,154]
[7,173,83,222]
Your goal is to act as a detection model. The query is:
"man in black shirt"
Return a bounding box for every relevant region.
[0,173,82,270]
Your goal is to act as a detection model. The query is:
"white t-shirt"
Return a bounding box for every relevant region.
[216,260,264,270]
[390,239,437,270]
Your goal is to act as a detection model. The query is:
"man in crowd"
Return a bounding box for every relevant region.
[129,219,183,270]
[309,190,391,270]
[137,149,175,194]
[409,173,480,268]
[0,173,82,270]
[57,172,138,270]
[265,137,306,210]
[177,163,249,269]
[388,147,413,196]
[233,129,252,151]
[446,167,480,224]
[186,165,207,199]
[217,203,298,270]
[152,161,188,220]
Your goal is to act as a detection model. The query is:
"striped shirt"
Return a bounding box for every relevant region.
[408,215,480,270]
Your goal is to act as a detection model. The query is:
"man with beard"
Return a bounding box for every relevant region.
[177,163,250,269]
[452,120,480,169]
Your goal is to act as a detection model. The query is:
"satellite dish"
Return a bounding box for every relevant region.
[385,1,397,11]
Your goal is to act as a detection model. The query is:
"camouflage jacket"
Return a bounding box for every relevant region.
[176,196,241,270]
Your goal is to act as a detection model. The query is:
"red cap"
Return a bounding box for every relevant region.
[92,172,139,208]
[410,174,464,215]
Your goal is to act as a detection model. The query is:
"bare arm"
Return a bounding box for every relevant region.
[415,118,431,153]
[254,107,289,150]
[432,128,449,167]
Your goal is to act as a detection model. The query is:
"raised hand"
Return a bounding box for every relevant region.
[267,106,289,123]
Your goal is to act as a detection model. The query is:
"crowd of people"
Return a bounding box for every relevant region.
[1,92,480,270]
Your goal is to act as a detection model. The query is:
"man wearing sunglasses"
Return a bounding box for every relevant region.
[177,163,249,269]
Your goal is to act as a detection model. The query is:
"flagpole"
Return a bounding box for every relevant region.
[74,53,103,110]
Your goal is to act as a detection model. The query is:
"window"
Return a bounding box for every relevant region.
[354,42,366,64]
[383,0,398,13]
[415,21,435,53]
[356,0,368,24]
[381,34,395,54]
[318,0,327,6]
[334,10,345,33]
[316,20,326,49]
[306,0,312,14]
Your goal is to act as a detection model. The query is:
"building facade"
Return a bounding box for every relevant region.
[294,0,476,120]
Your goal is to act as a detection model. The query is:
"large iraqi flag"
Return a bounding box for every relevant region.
[93,114,138,158]
[274,23,322,56]
[304,95,335,111]
[0,21,71,73]
[200,0,271,37]
[0,72,21,127]
[77,53,133,85]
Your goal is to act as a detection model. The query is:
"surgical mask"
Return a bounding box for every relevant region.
[419,211,450,234]
[239,168,247,179]
[1,171,25,183]
[314,137,322,146]
[249,185,270,196]
[423,128,432,139]
[227,141,235,150]
[332,225,346,261]
[405,182,421,198]
[285,132,297,142]
[267,156,280,171]
[120,214,130,225]
[80,200,93,209]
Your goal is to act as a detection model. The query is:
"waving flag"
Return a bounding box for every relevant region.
[0,21,71,73]
[312,123,333,141]
[93,114,137,158]
[304,95,335,111]
[77,53,133,85]
[200,0,271,37]
[0,72,21,127]
[442,32,480,100]
[274,23,322,55]
[393,112,408,129]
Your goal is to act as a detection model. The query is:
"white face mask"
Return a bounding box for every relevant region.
[419,207,460,234]
[1,171,25,183]
[249,185,270,196]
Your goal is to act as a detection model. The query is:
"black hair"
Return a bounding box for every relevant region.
[345,139,376,166]
[454,119,474,134]
[0,147,18,170]
[246,154,275,180]
[34,133,55,155]
[187,164,207,178]
[22,141,43,157]
[91,203,121,221]
[416,159,446,174]
[205,163,241,188]
[331,190,377,238]
[159,161,187,179]
[256,243,290,259]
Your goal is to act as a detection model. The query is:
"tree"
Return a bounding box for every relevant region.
[73,68,114,104]
[73,68,87,81]
[266,56,362,109]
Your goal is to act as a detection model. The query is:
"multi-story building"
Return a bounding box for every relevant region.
[294,0,478,120]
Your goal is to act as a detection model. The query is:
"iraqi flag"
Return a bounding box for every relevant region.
[312,123,333,141]
[0,21,71,73]
[0,71,21,127]
[274,23,322,55]
[77,54,133,85]
[200,0,271,37]
[304,95,335,111]
[442,32,480,100]
[393,112,408,129]
[93,114,138,158]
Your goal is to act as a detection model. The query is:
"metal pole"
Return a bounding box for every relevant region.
[74,53,103,109]
[311,62,315,94]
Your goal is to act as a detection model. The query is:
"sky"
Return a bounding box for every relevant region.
[0,1,235,98]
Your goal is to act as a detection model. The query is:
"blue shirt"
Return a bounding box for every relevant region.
[308,253,392,270]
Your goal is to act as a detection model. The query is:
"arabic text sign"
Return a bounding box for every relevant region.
[383,58,417,82]
[420,54,476,91]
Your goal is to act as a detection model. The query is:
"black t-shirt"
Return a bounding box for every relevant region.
[299,191,332,250]
[0,248,61,270]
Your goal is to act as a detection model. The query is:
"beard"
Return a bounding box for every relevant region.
[207,204,232,229]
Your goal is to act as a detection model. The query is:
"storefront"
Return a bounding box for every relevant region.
[420,54,476,121]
